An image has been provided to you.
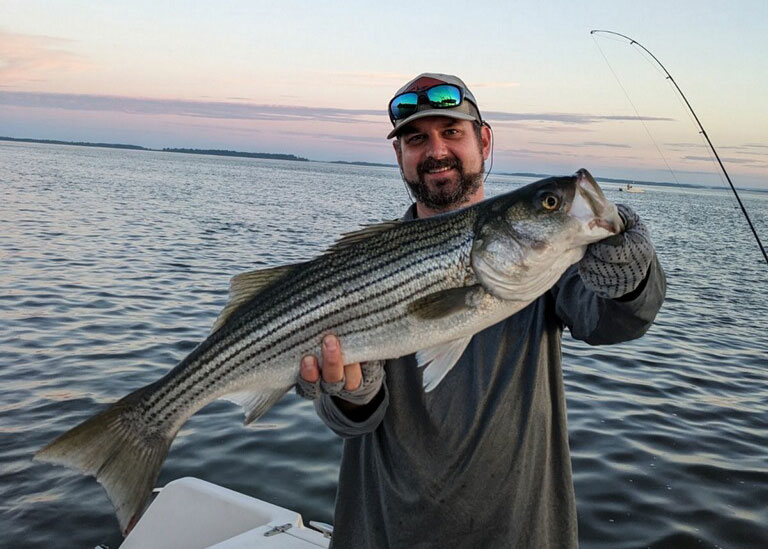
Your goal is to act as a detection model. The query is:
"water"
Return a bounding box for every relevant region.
[1,141,767,548]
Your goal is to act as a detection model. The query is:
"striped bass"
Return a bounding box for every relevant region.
[35,168,621,534]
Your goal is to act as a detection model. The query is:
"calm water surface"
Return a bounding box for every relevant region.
[1,142,767,548]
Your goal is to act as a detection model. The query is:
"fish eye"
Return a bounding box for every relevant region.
[540,192,560,211]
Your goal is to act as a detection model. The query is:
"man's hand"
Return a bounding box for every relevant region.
[296,334,384,406]
[578,203,655,299]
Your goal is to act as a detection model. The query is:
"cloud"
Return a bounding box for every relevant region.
[495,147,569,158]
[277,130,384,145]
[0,30,91,86]
[531,141,632,149]
[0,90,382,123]
[718,144,768,157]
[0,90,676,130]
[665,141,710,150]
[486,111,674,124]
[666,142,768,164]
[683,155,768,167]
[496,145,642,163]
[501,124,597,134]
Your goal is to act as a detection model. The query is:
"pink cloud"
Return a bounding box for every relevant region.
[0,30,92,86]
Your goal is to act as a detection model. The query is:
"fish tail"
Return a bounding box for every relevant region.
[34,383,173,535]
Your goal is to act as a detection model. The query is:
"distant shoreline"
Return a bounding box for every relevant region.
[2,135,764,193]
[161,148,308,162]
[0,136,309,162]
[1,136,150,151]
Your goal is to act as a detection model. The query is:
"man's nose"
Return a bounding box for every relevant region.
[425,135,449,159]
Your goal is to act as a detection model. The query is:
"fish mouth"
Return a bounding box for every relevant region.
[570,168,623,235]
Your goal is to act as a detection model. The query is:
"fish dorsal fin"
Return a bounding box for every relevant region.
[220,387,289,425]
[324,219,402,253]
[210,265,297,334]
[416,336,473,392]
[230,265,296,296]
[407,286,481,320]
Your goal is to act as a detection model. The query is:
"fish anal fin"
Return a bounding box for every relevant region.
[416,336,473,392]
[210,265,297,334]
[221,387,289,425]
[408,286,481,320]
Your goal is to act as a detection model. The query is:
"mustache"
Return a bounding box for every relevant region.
[417,156,462,176]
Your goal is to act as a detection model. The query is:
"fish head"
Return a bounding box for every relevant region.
[568,168,623,241]
[471,168,622,300]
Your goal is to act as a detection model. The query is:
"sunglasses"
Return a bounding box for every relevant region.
[388,84,464,122]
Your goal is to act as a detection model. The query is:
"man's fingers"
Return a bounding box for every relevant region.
[300,355,319,383]
[320,334,363,390]
[344,363,363,391]
[321,334,345,383]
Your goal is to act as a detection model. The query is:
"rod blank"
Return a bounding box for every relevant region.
[591,29,768,266]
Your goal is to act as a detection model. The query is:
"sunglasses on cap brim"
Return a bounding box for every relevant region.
[388,84,464,123]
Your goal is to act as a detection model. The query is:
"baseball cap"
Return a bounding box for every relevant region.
[387,73,483,139]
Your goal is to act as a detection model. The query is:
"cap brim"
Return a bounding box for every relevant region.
[387,110,478,139]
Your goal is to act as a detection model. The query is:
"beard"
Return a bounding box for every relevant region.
[403,155,484,212]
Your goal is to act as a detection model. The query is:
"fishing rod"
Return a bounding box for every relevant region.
[590,29,768,266]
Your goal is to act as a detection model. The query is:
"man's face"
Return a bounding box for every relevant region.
[394,117,491,215]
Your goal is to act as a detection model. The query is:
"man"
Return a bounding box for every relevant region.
[297,73,666,548]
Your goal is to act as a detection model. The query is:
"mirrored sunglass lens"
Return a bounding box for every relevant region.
[391,93,419,119]
[426,85,461,108]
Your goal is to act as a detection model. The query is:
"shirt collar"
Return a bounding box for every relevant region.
[402,203,418,221]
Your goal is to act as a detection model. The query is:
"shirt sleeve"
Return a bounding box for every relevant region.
[552,254,666,345]
[314,383,390,438]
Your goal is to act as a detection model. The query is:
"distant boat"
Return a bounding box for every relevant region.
[619,182,645,193]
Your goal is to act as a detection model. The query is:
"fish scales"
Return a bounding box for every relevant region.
[146,208,479,425]
[35,169,622,535]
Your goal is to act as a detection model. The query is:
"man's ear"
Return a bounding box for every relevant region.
[480,123,492,160]
[393,139,402,166]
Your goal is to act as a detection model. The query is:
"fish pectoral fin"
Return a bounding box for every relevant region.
[221,387,289,425]
[407,285,481,320]
[416,336,473,392]
[210,265,299,334]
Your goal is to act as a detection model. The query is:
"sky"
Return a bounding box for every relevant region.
[2,0,767,188]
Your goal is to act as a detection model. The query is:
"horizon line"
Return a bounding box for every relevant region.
[3,134,757,192]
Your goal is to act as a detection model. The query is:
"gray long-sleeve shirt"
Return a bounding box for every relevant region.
[316,208,666,549]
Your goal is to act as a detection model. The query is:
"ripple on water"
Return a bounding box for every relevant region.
[1,145,767,548]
